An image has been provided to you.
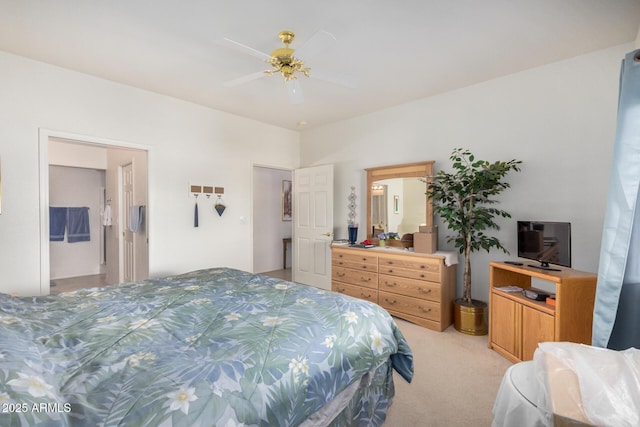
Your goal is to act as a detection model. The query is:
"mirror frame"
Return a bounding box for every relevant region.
[365,161,435,241]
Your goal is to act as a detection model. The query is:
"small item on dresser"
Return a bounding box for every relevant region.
[504,261,524,266]
[349,239,375,248]
[523,289,550,301]
[546,295,556,306]
[413,225,438,254]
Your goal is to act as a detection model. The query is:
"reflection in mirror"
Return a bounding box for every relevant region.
[365,161,435,241]
[371,178,426,237]
[371,184,387,235]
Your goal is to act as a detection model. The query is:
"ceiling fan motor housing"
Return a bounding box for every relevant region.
[266,30,310,81]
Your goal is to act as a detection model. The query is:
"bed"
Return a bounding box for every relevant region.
[0,267,413,426]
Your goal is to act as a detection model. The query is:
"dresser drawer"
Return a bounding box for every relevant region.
[332,266,377,289]
[332,250,378,272]
[378,274,441,302]
[378,263,440,282]
[332,281,378,303]
[378,255,440,273]
[379,291,440,321]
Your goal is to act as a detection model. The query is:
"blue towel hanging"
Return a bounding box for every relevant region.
[67,207,90,243]
[49,207,67,241]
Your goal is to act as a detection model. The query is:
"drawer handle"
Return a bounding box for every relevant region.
[338,254,343,258]
[420,265,426,269]
[384,298,397,305]
[418,288,432,294]
[361,257,368,261]
[387,269,394,274]
[362,266,368,270]
[361,293,372,298]
[418,306,431,313]
[383,281,397,287]
[337,287,345,292]
[360,277,371,283]
[336,272,345,277]
[386,261,394,265]
[420,274,425,278]
[338,261,344,265]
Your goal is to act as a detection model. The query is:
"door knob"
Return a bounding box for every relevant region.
[322,232,334,237]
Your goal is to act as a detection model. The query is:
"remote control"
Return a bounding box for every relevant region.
[504,261,523,266]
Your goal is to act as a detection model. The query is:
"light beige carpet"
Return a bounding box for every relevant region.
[385,319,513,426]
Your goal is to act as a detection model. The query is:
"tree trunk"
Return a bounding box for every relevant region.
[463,240,472,304]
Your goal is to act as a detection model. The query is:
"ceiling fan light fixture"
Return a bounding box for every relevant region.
[263,30,311,82]
[221,28,350,104]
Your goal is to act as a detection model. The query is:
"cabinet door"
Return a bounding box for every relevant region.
[521,305,555,361]
[491,294,518,356]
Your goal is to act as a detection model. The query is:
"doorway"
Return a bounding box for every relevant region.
[252,165,293,279]
[49,165,107,290]
[38,129,150,295]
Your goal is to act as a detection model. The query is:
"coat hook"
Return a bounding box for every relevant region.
[214,187,226,216]
[203,186,214,199]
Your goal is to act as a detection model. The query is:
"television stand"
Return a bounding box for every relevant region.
[527,263,561,272]
[488,262,597,362]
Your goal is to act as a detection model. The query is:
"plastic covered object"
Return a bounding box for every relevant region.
[533,342,640,427]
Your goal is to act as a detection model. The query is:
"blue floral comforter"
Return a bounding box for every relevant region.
[0,268,413,426]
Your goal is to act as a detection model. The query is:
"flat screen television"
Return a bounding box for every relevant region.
[517,221,571,270]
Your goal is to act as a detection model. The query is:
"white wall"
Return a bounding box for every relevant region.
[49,165,105,279]
[301,43,631,302]
[49,139,107,169]
[252,167,293,273]
[0,50,299,296]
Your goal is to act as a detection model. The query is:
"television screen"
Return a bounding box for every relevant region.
[517,221,571,268]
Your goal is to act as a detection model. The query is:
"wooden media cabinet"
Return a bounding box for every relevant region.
[488,262,597,363]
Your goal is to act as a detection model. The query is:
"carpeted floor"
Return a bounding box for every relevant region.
[385,318,513,426]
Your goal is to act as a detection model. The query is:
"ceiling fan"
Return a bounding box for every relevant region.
[219,29,356,104]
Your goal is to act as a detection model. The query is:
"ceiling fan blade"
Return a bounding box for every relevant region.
[223,71,267,87]
[295,29,336,59]
[216,37,272,61]
[310,69,358,89]
[286,79,304,104]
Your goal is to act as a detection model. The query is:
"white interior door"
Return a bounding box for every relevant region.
[120,162,134,283]
[293,164,334,289]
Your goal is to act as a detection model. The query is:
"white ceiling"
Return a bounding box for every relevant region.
[1,1,639,130]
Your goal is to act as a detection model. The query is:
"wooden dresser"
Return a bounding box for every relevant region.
[331,246,456,331]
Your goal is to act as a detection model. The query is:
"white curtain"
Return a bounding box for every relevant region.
[592,49,640,349]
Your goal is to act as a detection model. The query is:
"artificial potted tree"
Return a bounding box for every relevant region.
[427,148,522,335]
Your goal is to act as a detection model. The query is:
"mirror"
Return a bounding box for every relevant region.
[365,161,434,241]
